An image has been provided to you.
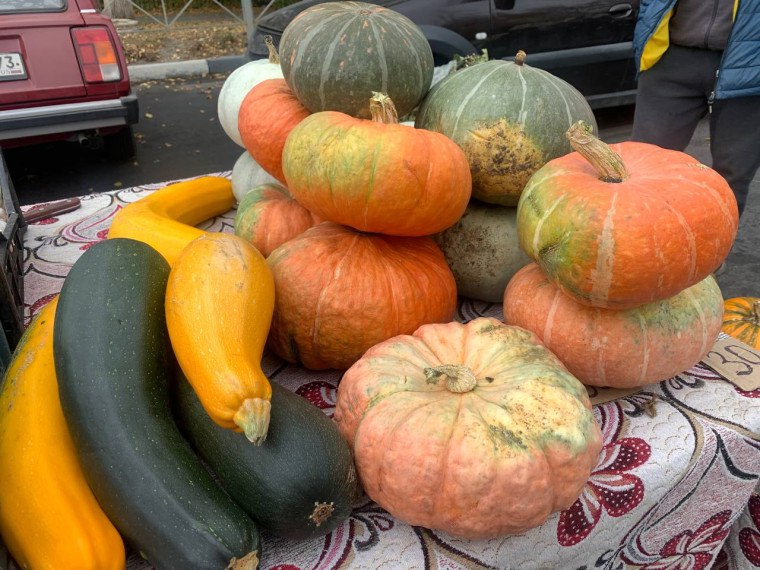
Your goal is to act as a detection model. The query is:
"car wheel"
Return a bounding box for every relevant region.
[105,126,136,160]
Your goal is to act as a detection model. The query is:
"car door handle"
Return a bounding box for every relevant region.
[609,3,633,18]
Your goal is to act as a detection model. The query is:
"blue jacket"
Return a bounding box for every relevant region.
[633,0,760,99]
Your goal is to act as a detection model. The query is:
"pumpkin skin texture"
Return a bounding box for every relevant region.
[231,151,279,204]
[266,222,458,370]
[165,232,275,445]
[218,37,283,147]
[334,317,603,539]
[234,182,321,257]
[238,78,310,184]
[503,263,725,388]
[433,201,531,303]
[278,1,433,120]
[282,95,472,237]
[722,297,760,349]
[517,122,739,309]
[415,54,596,206]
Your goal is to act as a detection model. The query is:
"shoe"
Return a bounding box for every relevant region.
[714,261,727,277]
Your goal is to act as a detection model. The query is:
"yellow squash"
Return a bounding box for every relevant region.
[0,298,126,570]
[108,176,235,265]
[165,232,275,444]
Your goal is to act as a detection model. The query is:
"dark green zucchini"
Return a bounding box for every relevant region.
[53,238,261,570]
[174,372,359,540]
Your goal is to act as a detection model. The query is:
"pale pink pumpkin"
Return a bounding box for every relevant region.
[334,317,603,539]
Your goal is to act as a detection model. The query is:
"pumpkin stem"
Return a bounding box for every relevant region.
[369,92,399,125]
[566,120,629,183]
[234,397,271,445]
[264,36,280,65]
[753,300,760,323]
[309,502,335,527]
[514,50,527,66]
[424,365,477,393]
[226,551,259,570]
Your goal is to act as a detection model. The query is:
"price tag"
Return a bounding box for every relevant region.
[702,336,760,391]
[587,386,643,405]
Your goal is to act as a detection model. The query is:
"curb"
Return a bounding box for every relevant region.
[128,54,246,83]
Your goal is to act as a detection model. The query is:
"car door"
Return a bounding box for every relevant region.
[488,0,639,106]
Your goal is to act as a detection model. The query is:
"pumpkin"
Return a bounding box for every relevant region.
[266,222,457,370]
[516,121,739,309]
[231,151,279,204]
[165,233,275,444]
[334,317,603,539]
[433,201,530,303]
[722,297,760,349]
[218,36,284,147]
[503,263,724,388]
[282,92,471,236]
[238,78,310,184]
[234,182,321,257]
[415,52,596,206]
[278,1,433,120]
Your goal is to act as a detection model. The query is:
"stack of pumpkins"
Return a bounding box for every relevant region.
[219,1,474,371]
[503,120,740,388]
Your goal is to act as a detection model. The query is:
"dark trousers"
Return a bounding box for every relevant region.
[631,45,760,217]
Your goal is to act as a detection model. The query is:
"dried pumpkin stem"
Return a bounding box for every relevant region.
[424,365,477,393]
[753,300,760,323]
[264,36,280,65]
[309,502,335,527]
[226,551,259,570]
[514,50,527,66]
[234,397,271,446]
[369,92,399,125]
[566,120,629,183]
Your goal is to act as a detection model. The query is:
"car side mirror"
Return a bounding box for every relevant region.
[493,0,516,10]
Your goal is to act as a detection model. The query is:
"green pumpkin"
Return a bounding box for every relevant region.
[278,1,434,120]
[415,53,597,206]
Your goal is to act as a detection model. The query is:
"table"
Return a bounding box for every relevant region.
[20,175,760,570]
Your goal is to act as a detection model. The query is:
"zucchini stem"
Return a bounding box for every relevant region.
[234,398,271,445]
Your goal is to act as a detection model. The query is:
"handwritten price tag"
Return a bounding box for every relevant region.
[702,336,760,391]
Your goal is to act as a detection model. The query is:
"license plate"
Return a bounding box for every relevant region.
[0,53,27,81]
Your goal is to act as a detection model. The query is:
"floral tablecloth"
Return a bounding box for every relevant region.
[19,176,760,570]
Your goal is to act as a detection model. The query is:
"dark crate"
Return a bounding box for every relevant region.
[0,148,25,359]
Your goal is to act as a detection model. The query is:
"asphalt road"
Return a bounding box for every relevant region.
[4,74,758,299]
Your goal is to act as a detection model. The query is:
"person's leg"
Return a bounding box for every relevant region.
[631,46,720,150]
[709,95,760,217]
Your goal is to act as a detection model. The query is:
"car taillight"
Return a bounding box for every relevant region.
[72,27,122,83]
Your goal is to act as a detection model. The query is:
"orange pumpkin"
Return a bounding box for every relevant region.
[266,222,457,370]
[233,183,321,257]
[516,121,739,309]
[281,92,471,236]
[334,317,603,539]
[238,78,310,184]
[503,263,725,388]
[722,297,760,349]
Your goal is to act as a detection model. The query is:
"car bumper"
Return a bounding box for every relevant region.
[0,94,139,141]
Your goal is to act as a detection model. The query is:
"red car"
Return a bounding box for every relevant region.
[0,0,138,158]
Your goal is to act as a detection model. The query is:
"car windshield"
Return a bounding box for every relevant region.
[0,0,66,14]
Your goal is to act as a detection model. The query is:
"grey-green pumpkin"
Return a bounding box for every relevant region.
[415,53,597,206]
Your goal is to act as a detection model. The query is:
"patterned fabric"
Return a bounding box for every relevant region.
[20,176,760,570]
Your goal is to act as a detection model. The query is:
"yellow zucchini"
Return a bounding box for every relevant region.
[108,176,235,265]
[0,298,126,570]
[165,232,275,444]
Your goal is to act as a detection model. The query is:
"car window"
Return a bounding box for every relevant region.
[0,0,66,14]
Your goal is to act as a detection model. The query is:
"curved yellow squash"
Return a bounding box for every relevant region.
[0,298,126,570]
[165,232,275,444]
[108,176,235,265]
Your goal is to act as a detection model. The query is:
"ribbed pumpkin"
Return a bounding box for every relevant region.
[231,151,279,204]
[517,121,739,309]
[278,1,433,120]
[503,263,725,388]
[234,182,321,257]
[218,36,283,147]
[238,78,310,184]
[282,93,471,236]
[334,317,603,539]
[722,297,760,349]
[266,222,457,370]
[433,201,530,303]
[415,53,596,206]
